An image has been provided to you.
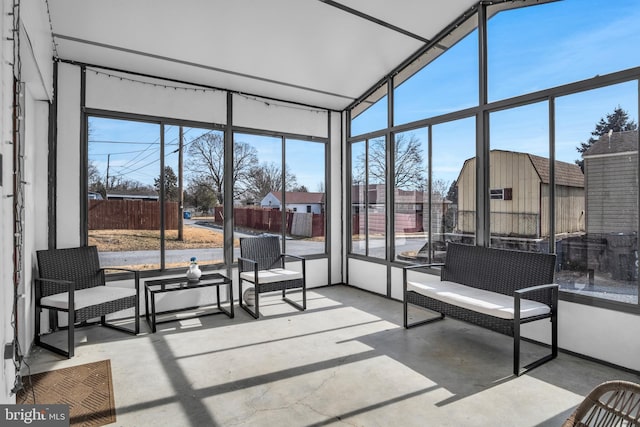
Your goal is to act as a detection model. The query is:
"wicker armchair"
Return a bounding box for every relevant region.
[562,380,640,426]
[238,236,306,319]
[35,246,140,358]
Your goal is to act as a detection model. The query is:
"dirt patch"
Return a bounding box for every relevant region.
[89,224,236,252]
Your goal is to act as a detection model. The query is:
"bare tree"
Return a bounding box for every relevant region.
[244,162,299,203]
[186,132,258,203]
[431,178,449,199]
[356,134,426,190]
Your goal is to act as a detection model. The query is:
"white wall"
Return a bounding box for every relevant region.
[1,0,15,403]
[331,111,344,286]
[56,63,81,248]
[86,70,227,124]
[1,0,54,404]
[232,93,328,138]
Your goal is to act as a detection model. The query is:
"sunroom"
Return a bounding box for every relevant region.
[2,0,640,425]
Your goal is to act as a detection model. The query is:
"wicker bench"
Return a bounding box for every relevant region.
[403,242,558,376]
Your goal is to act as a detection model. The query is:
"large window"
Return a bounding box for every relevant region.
[393,118,477,263]
[285,138,326,255]
[488,0,640,102]
[87,116,224,271]
[350,84,388,137]
[350,137,386,259]
[394,29,478,126]
[489,102,550,251]
[393,129,428,262]
[432,118,477,250]
[349,0,640,309]
[555,83,639,304]
[232,132,327,259]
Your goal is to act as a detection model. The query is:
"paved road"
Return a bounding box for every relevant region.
[99,220,427,267]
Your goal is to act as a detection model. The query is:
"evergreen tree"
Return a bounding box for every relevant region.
[576,106,637,171]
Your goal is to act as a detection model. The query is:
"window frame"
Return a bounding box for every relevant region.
[346,0,640,313]
[83,111,330,277]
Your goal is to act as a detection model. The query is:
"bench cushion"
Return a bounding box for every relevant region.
[240,268,303,284]
[406,280,550,320]
[41,286,137,311]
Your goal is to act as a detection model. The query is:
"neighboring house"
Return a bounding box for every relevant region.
[260,191,324,214]
[582,130,638,280]
[583,130,638,235]
[457,150,585,239]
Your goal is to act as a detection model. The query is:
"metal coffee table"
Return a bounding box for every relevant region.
[144,272,233,333]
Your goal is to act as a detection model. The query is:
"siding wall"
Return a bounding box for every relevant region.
[540,184,585,236]
[586,153,638,234]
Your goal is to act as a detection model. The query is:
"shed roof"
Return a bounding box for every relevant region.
[527,153,584,188]
[458,150,584,188]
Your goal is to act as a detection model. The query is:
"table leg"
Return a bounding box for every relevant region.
[150,291,157,333]
[229,280,234,318]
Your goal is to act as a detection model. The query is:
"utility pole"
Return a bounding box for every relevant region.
[106,153,110,189]
[178,127,184,241]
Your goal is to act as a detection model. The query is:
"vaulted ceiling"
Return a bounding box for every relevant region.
[47,0,479,111]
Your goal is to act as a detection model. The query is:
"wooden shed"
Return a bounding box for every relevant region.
[457,150,585,239]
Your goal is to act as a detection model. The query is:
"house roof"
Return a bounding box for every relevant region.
[269,191,325,204]
[583,130,638,156]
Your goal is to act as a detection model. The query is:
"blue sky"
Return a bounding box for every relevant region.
[90,0,639,192]
[351,0,639,185]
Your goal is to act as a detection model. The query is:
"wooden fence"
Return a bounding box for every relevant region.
[213,206,324,237]
[89,200,178,230]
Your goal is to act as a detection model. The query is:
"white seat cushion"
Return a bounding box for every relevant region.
[406,280,550,320]
[240,268,303,284]
[40,286,136,311]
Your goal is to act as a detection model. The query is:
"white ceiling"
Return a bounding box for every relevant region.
[48,0,479,111]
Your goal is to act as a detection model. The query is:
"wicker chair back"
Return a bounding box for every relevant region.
[36,246,105,297]
[441,243,556,305]
[239,236,282,271]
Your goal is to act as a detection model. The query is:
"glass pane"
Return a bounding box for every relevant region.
[233,133,281,260]
[488,0,640,102]
[489,102,551,252]
[555,82,639,303]
[394,128,428,262]
[88,117,161,270]
[432,117,476,255]
[350,141,366,255]
[367,137,387,259]
[350,84,388,137]
[179,127,225,267]
[394,29,478,126]
[285,138,326,256]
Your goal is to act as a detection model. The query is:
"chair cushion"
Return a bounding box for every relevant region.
[240,268,303,284]
[40,286,136,311]
[406,280,550,320]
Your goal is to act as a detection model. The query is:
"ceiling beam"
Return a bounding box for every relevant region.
[317,0,431,44]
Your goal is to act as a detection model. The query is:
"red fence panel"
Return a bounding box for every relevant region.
[89,200,178,230]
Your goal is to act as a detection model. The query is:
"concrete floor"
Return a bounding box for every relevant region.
[22,285,640,427]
